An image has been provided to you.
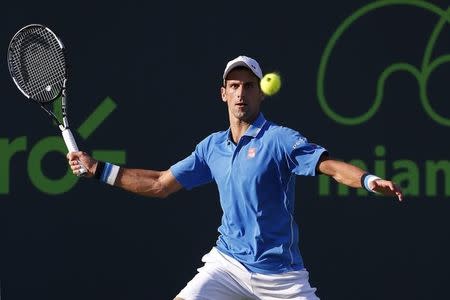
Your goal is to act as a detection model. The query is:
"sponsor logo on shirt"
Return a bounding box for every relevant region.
[247,147,256,159]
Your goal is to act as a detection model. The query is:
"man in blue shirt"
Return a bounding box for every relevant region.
[68,55,403,299]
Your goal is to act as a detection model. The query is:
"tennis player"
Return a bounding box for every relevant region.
[68,55,403,299]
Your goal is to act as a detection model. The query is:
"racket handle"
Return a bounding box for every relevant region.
[61,128,87,176]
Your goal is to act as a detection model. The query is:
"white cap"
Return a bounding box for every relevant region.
[223,55,263,80]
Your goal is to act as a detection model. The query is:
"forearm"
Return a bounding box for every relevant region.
[318,159,365,188]
[317,157,403,200]
[68,152,181,199]
[114,168,171,198]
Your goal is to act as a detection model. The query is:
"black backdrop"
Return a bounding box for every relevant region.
[1,0,450,299]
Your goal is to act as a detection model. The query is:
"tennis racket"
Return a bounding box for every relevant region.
[7,24,86,176]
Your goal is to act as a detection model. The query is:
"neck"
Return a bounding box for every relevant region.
[229,119,250,144]
[228,113,259,144]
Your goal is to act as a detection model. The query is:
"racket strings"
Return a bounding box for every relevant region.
[19,28,65,84]
[9,26,66,103]
[11,37,64,100]
[21,29,65,101]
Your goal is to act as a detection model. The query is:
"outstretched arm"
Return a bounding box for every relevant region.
[317,156,403,201]
[67,151,182,198]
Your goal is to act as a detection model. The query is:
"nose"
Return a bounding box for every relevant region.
[236,84,244,98]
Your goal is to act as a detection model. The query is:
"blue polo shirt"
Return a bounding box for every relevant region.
[170,113,327,274]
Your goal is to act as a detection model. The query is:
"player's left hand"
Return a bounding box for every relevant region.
[370,179,404,201]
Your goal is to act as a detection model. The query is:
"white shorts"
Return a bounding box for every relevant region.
[176,247,320,300]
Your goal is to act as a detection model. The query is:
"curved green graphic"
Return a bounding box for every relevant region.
[317,0,450,126]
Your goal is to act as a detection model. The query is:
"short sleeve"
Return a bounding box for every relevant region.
[281,130,328,176]
[170,139,213,190]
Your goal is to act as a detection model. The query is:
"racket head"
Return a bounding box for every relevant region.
[7,24,67,103]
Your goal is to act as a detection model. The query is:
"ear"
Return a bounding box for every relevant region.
[220,86,227,103]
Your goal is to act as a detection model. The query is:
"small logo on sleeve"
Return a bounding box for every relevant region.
[293,137,307,149]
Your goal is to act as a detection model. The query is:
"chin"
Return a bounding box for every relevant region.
[234,113,254,123]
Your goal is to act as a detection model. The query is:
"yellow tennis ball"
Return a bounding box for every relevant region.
[260,73,281,96]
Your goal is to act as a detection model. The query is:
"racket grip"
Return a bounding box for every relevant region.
[61,128,87,176]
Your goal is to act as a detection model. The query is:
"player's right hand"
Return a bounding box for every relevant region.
[67,151,97,178]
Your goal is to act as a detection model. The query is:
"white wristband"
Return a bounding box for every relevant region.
[100,162,120,186]
[362,173,381,192]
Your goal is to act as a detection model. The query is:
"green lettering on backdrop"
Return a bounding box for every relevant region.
[425,161,450,196]
[319,145,450,197]
[0,97,126,195]
[392,160,420,196]
[0,137,27,194]
[28,136,76,194]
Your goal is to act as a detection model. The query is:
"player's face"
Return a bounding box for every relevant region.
[221,68,264,123]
